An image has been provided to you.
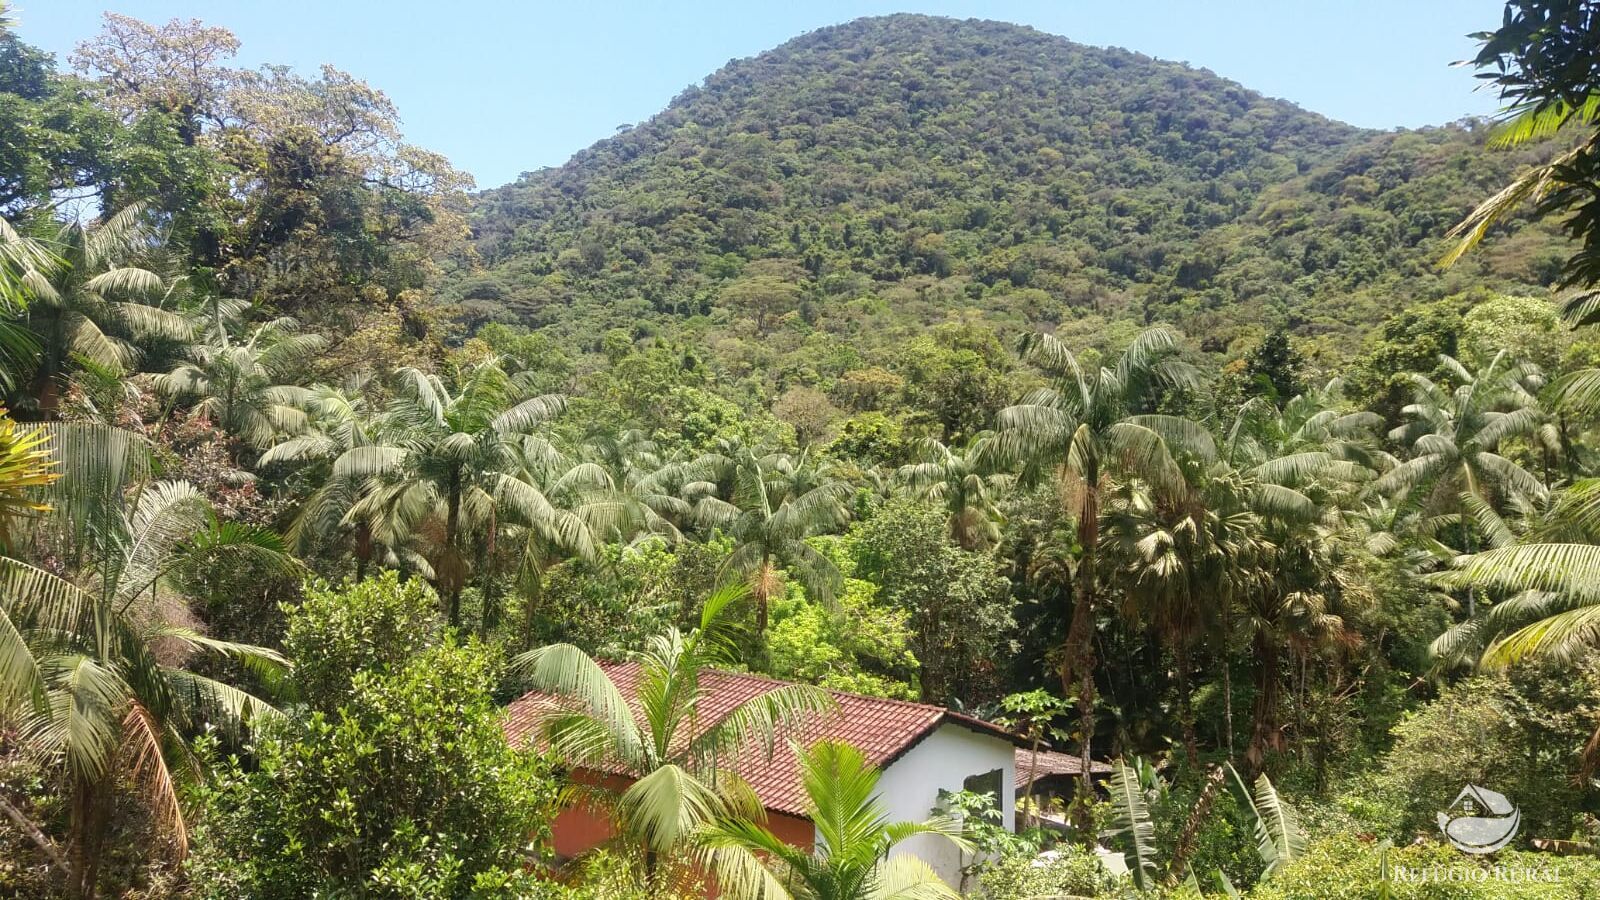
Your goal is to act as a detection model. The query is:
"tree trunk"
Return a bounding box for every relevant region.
[753,553,774,635]
[1064,465,1100,842]
[29,366,61,419]
[1221,599,1236,763]
[521,551,548,650]
[1174,642,1200,768]
[0,792,74,886]
[69,773,111,900]
[481,545,502,635]
[354,522,372,583]
[1246,630,1282,777]
[444,471,463,626]
[1021,738,1043,828]
[1166,765,1226,885]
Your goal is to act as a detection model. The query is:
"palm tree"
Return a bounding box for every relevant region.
[512,586,833,880]
[156,315,324,458]
[1427,492,1600,779]
[1375,352,1548,614]
[258,381,391,579]
[1246,379,1387,475]
[0,408,58,551]
[1101,476,1211,766]
[1238,519,1354,774]
[16,204,190,413]
[1212,389,1386,772]
[0,424,291,898]
[991,326,1201,825]
[578,428,692,543]
[341,360,566,625]
[692,448,851,634]
[495,433,605,639]
[0,215,57,391]
[1430,477,1600,666]
[1553,289,1600,420]
[498,431,690,645]
[897,433,1007,550]
[698,739,968,900]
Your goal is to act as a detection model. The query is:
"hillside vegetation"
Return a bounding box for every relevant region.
[460,15,1567,372]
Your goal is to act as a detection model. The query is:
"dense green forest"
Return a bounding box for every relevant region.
[3,2,1600,898]
[461,16,1573,379]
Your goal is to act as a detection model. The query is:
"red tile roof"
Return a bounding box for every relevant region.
[504,662,1027,818]
[1014,746,1112,781]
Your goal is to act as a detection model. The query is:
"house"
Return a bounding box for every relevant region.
[504,663,1029,887]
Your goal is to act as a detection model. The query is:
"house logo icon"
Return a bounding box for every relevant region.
[1437,784,1520,854]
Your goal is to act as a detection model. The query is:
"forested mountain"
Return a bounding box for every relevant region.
[458,14,1566,369]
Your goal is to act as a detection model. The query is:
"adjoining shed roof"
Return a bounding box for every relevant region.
[504,661,1027,818]
[1014,746,1113,781]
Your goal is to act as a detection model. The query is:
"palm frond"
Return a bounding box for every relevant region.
[692,684,834,770]
[615,763,730,852]
[121,701,188,857]
[511,643,642,762]
[1107,759,1160,890]
[1226,764,1306,875]
[873,854,962,900]
[1441,145,1578,269]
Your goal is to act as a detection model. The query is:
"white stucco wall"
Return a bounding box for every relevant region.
[859,722,1016,887]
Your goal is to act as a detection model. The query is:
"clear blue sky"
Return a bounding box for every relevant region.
[16,1,1507,190]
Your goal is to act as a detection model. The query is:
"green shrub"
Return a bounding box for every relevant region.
[1247,836,1600,900]
[283,572,442,712]
[1341,657,1600,842]
[977,845,1140,899]
[186,639,561,899]
[766,575,919,699]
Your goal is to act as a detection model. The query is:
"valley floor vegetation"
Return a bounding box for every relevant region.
[4,1,1600,898]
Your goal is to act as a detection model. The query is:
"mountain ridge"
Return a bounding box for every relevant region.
[451,13,1563,377]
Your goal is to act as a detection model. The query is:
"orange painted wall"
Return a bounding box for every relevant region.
[551,771,629,859]
[762,808,815,850]
[551,767,816,867]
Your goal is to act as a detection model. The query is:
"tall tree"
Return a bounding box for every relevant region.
[342,360,566,625]
[576,427,690,543]
[258,381,392,579]
[0,424,291,898]
[993,326,1201,832]
[156,313,324,458]
[897,433,1008,551]
[0,215,55,389]
[1375,352,1548,613]
[1217,383,1383,769]
[16,204,189,414]
[71,13,471,300]
[495,430,604,639]
[1101,476,1213,766]
[692,448,851,634]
